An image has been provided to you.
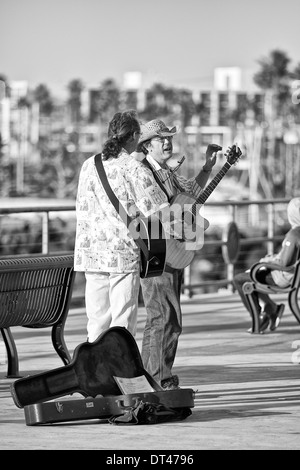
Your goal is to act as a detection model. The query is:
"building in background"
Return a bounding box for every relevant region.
[0,67,299,200]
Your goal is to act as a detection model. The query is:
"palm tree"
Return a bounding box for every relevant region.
[253,49,291,120]
[290,63,300,123]
[97,78,120,124]
[142,83,177,120]
[253,49,296,197]
[176,88,196,128]
[67,79,84,124]
[33,84,54,116]
[0,74,11,98]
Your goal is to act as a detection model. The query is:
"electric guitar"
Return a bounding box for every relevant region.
[165,144,242,270]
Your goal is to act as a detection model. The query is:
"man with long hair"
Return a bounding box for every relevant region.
[74,111,170,343]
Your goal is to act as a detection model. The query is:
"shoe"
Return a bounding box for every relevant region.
[259,312,270,333]
[269,303,285,331]
[161,375,180,391]
[259,303,285,333]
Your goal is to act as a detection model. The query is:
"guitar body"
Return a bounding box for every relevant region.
[166,193,209,269]
[138,216,166,278]
[165,144,243,270]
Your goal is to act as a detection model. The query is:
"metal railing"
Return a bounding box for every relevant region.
[183,198,289,295]
[0,197,291,296]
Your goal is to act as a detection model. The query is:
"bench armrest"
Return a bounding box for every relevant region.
[250,260,297,283]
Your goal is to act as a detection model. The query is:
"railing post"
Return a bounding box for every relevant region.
[267,203,275,255]
[183,264,193,297]
[42,212,49,254]
[222,217,240,293]
[227,203,237,292]
[227,263,234,292]
[228,203,237,222]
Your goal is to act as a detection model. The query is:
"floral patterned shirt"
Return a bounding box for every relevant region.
[74,150,169,273]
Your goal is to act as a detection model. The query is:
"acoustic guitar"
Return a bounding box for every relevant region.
[94,153,166,279]
[165,144,242,269]
[138,215,166,278]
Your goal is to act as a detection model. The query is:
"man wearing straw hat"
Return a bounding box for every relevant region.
[136,118,222,390]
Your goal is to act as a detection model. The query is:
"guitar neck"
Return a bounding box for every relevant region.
[192,161,232,215]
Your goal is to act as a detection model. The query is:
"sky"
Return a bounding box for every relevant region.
[1,0,300,96]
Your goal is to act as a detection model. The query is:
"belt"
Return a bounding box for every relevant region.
[164,264,180,274]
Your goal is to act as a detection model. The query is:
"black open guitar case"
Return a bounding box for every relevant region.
[10,326,194,425]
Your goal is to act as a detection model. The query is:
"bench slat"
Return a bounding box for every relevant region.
[0,254,76,378]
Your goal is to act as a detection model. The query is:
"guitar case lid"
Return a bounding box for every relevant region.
[65,326,163,397]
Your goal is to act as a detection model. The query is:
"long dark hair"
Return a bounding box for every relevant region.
[102,110,140,160]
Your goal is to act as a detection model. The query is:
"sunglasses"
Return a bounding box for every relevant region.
[151,136,174,143]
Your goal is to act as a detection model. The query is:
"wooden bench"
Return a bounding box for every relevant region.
[0,254,76,378]
[242,251,300,333]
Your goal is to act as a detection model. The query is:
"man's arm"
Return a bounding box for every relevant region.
[260,229,300,267]
[195,144,222,187]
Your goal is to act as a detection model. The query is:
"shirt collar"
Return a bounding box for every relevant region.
[120,147,129,156]
[146,154,167,171]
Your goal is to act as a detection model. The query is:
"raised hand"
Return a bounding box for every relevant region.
[203,143,222,171]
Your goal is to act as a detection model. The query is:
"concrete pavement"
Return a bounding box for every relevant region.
[1,291,300,451]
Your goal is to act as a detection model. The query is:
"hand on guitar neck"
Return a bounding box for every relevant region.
[224,143,242,163]
[203,143,223,171]
[165,143,243,270]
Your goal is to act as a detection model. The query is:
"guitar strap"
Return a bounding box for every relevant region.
[142,159,171,202]
[94,153,149,261]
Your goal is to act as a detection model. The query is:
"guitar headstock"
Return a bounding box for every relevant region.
[226,144,242,165]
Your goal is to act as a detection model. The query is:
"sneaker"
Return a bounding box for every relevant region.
[161,375,180,391]
[260,303,285,333]
[269,303,285,331]
[259,312,270,333]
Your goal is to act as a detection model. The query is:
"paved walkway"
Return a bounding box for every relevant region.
[1,291,300,451]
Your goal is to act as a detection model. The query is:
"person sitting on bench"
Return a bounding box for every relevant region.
[234,197,300,333]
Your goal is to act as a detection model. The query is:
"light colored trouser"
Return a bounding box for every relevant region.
[85,271,140,342]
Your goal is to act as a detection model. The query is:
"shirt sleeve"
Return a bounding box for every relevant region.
[129,164,169,217]
[277,228,300,267]
[173,174,203,198]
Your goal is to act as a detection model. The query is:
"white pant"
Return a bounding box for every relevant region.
[85,271,140,342]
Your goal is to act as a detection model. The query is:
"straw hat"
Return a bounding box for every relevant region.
[138,119,177,144]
